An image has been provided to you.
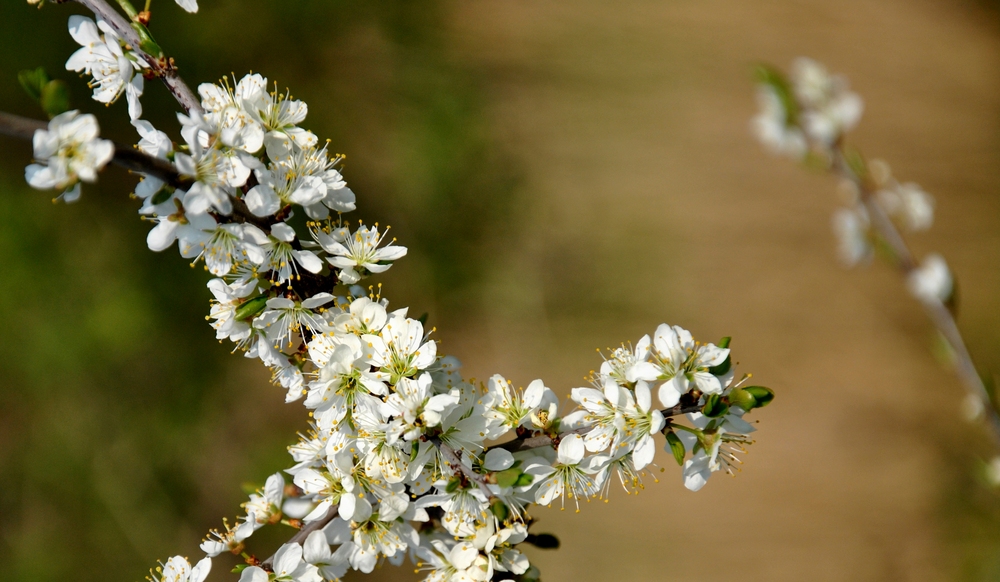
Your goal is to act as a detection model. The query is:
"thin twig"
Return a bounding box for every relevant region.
[71,0,203,115]
[260,504,339,569]
[495,403,704,453]
[831,147,1000,446]
[0,110,189,188]
[437,441,495,498]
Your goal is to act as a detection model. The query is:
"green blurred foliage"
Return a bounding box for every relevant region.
[0,1,519,581]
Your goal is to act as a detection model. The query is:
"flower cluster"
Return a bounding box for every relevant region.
[22,6,775,582]
[752,58,951,304]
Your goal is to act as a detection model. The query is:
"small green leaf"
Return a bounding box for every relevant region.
[709,355,731,376]
[130,21,164,57]
[40,80,71,119]
[149,186,173,206]
[409,440,419,463]
[727,388,757,411]
[18,67,49,102]
[513,472,534,487]
[842,146,868,181]
[496,468,521,489]
[234,295,268,321]
[231,564,248,574]
[489,499,509,522]
[753,64,799,127]
[743,386,774,408]
[445,476,462,493]
[665,431,685,466]
[709,337,732,375]
[702,393,729,417]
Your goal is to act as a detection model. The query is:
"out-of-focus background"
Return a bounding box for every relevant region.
[2,0,1000,580]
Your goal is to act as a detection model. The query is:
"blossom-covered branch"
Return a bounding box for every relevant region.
[12,1,776,581]
[751,59,1000,450]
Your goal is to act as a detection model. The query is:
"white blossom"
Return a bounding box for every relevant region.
[877,182,934,232]
[318,223,407,284]
[832,206,872,267]
[65,16,145,120]
[25,110,113,202]
[790,57,863,145]
[153,556,212,582]
[908,253,952,303]
[751,85,806,159]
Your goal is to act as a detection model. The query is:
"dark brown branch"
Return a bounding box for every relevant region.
[494,403,703,453]
[260,504,338,569]
[0,110,190,188]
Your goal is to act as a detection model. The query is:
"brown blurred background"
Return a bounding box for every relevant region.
[2,0,1000,580]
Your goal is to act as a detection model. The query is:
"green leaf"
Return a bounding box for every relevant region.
[513,472,534,487]
[753,63,799,127]
[727,388,757,411]
[130,21,164,57]
[743,386,774,408]
[149,186,173,206]
[489,499,509,522]
[18,67,49,102]
[702,393,729,417]
[231,565,248,574]
[234,295,268,321]
[409,440,420,463]
[709,337,731,376]
[496,468,521,489]
[445,476,462,493]
[665,431,685,466]
[40,80,71,119]
[709,356,731,376]
[842,146,868,181]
